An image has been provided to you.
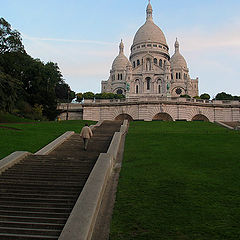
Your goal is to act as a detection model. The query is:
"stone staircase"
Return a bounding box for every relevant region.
[0,120,122,239]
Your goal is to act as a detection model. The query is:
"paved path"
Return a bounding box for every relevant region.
[0,120,122,239]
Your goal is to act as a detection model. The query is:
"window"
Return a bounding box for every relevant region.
[164,60,166,66]
[117,89,123,95]
[120,74,123,80]
[153,44,157,47]
[142,45,146,47]
[137,46,140,49]
[159,45,162,48]
[176,73,178,79]
[133,61,136,68]
[158,85,161,93]
[176,88,182,95]
[118,74,120,80]
[146,77,151,90]
[179,73,181,79]
[137,59,140,66]
[136,85,139,94]
[154,58,157,64]
[171,73,173,80]
[147,44,152,47]
[159,59,162,67]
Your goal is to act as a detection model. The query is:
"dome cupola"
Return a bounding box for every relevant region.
[170,38,187,69]
[112,39,130,70]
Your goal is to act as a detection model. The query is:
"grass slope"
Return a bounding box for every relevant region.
[0,112,34,123]
[0,120,95,160]
[110,121,240,240]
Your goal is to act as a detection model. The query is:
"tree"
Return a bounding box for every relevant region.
[0,18,25,54]
[83,92,95,99]
[0,71,20,112]
[200,93,210,100]
[76,93,83,102]
[215,92,233,100]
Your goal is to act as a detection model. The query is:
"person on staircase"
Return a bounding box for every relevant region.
[80,123,93,151]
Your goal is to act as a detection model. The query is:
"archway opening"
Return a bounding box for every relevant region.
[115,114,133,121]
[152,113,173,121]
[192,114,209,122]
[116,89,123,95]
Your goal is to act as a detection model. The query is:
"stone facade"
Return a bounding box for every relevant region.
[81,98,240,122]
[101,1,199,98]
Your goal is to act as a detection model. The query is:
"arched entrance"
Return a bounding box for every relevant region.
[192,114,209,122]
[152,113,173,121]
[115,114,133,121]
[116,89,123,95]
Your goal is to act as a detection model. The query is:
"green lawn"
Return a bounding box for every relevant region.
[0,112,35,123]
[0,120,95,160]
[110,121,240,240]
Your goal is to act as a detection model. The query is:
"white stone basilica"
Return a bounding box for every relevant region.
[101,1,199,98]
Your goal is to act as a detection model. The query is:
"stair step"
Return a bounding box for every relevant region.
[0,226,61,236]
[0,215,66,224]
[0,233,58,239]
[0,205,72,213]
[0,221,64,230]
[0,210,69,218]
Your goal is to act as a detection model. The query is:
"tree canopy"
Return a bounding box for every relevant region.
[0,18,74,120]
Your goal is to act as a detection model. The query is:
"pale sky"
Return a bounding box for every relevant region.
[1,0,240,98]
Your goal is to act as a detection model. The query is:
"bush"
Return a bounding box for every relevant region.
[83,92,94,99]
[180,94,191,98]
[200,93,210,100]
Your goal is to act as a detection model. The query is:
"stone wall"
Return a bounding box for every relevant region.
[57,99,240,122]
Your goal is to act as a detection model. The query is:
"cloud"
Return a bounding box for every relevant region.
[23,34,115,46]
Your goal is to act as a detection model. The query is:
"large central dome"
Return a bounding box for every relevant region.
[133,20,167,46]
[132,2,167,47]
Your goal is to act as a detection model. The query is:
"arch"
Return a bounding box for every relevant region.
[116,89,123,95]
[152,113,173,121]
[146,77,151,90]
[115,114,133,121]
[154,58,158,64]
[136,85,139,94]
[192,114,209,122]
[159,59,162,67]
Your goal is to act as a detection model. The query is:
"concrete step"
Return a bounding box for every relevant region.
[0,215,66,224]
[0,192,78,200]
[0,221,64,230]
[0,227,61,236]
[0,204,72,211]
[0,233,58,239]
[0,197,76,204]
[0,210,69,218]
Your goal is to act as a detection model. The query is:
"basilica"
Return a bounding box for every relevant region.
[101,1,199,98]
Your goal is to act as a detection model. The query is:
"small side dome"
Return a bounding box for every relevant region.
[112,40,130,70]
[170,38,187,69]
